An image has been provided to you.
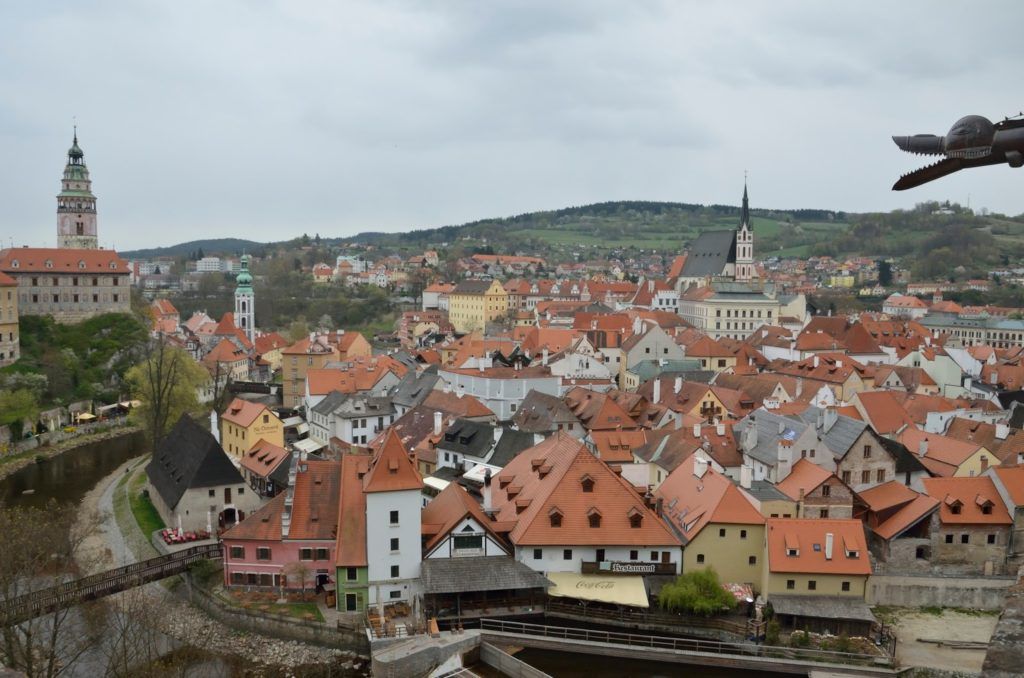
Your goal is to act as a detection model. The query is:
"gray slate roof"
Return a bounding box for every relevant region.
[439,418,494,459]
[390,367,440,410]
[788,406,867,460]
[734,409,808,466]
[512,389,580,433]
[745,480,792,503]
[679,230,736,278]
[421,556,550,594]
[146,415,243,510]
[769,595,876,623]
[489,427,540,467]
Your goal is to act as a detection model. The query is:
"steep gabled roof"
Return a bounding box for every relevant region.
[491,432,678,547]
[146,415,243,510]
[656,455,764,545]
[336,454,371,567]
[678,230,736,278]
[221,397,273,428]
[765,519,871,575]
[922,476,1012,525]
[363,429,424,493]
[421,482,511,554]
[776,458,835,501]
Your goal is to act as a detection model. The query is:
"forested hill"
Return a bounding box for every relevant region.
[121,238,266,260]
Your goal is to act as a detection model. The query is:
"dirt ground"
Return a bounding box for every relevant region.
[890,608,999,673]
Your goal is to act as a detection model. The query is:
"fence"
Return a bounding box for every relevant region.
[478,618,894,669]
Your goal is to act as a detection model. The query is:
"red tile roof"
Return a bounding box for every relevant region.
[222,398,273,428]
[363,429,424,493]
[872,494,940,540]
[223,460,341,541]
[991,466,1024,506]
[922,476,1012,525]
[491,432,678,547]
[421,482,510,554]
[239,439,289,477]
[776,458,835,501]
[336,454,371,566]
[0,247,129,273]
[853,391,915,435]
[765,519,872,575]
[656,455,764,545]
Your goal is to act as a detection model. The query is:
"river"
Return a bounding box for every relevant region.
[0,430,145,507]
[514,647,791,677]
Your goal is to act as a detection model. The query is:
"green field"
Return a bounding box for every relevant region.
[129,472,166,536]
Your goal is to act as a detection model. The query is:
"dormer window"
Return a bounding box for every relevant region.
[78,261,86,269]
[786,548,799,557]
[45,260,53,268]
[580,474,595,493]
[950,502,962,515]
[587,507,602,528]
[627,507,643,529]
[981,503,993,515]
[10,260,18,268]
[845,548,860,559]
[549,508,563,528]
[109,262,117,269]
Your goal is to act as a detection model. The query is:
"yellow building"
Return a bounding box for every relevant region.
[220,398,284,459]
[656,455,767,590]
[0,272,18,367]
[762,518,871,599]
[828,274,855,288]
[281,335,340,409]
[448,279,508,333]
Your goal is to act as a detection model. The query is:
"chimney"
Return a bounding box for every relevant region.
[433,411,443,436]
[210,410,220,444]
[693,455,708,478]
[796,377,803,397]
[655,497,664,517]
[482,468,494,514]
[478,360,485,373]
[918,438,929,456]
[824,408,838,433]
[674,376,683,394]
[740,464,752,489]
[542,348,549,366]
[824,532,834,560]
[813,356,820,368]
[990,371,999,386]
[716,422,725,436]
[996,423,1010,440]
[653,378,661,405]
[924,336,932,347]
[693,423,701,438]
[778,420,785,435]
[836,359,843,368]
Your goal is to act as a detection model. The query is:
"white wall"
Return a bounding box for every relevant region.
[515,544,680,574]
[425,517,508,559]
[366,489,422,604]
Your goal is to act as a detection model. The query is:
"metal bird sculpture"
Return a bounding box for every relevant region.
[892,113,1024,190]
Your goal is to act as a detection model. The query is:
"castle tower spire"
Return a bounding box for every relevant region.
[234,254,255,343]
[57,129,99,249]
[735,176,754,282]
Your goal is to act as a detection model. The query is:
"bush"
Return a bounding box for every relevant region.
[765,619,780,645]
[789,630,811,648]
[657,568,737,616]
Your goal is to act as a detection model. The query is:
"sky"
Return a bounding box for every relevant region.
[2,0,1024,250]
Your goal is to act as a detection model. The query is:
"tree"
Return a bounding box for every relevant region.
[282,561,313,599]
[126,339,208,451]
[657,568,736,616]
[0,501,103,677]
[0,389,39,440]
[288,318,310,342]
[877,259,893,287]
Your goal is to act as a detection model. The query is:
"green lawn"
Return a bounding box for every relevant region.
[129,472,165,536]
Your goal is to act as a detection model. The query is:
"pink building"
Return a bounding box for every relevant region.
[221,458,340,591]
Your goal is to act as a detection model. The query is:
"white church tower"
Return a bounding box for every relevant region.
[234,254,255,343]
[735,181,755,282]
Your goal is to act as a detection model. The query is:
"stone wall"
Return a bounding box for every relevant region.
[371,630,481,678]
[187,582,368,652]
[867,574,1015,610]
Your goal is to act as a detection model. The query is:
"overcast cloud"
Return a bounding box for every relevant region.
[2,1,1023,250]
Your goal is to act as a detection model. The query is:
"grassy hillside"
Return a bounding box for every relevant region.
[121,238,266,260]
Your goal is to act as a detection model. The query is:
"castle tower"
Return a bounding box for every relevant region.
[234,254,255,343]
[57,129,99,249]
[735,180,754,282]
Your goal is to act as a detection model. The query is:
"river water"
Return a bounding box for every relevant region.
[0,430,145,507]
[515,647,791,677]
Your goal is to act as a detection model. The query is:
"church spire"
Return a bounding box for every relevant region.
[740,173,750,230]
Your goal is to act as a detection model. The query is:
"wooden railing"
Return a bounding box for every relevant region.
[1,543,222,626]
[478,618,894,668]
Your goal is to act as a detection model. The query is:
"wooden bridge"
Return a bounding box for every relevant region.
[0,542,222,626]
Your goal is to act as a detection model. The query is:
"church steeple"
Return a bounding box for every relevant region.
[57,128,98,249]
[234,254,255,343]
[735,177,754,282]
